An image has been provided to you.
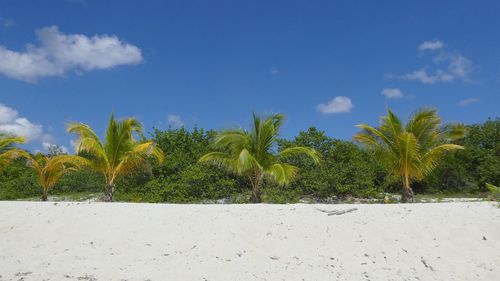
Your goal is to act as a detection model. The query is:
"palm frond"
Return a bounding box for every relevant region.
[278,146,321,164]
[267,163,299,185]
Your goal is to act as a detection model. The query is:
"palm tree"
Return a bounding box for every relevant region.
[67,113,164,202]
[354,107,465,202]
[27,153,88,201]
[0,134,29,172]
[199,113,320,203]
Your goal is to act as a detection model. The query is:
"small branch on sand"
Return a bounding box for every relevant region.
[316,208,358,216]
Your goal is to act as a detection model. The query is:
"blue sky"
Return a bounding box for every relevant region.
[0,0,499,152]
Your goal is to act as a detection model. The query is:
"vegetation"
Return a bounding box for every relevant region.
[67,113,164,201]
[0,111,498,204]
[486,183,500,201]
[26,153,87,201]
[354,108,465,202]
[199,113,320,202]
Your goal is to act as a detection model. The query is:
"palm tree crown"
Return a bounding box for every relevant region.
[354,107,465,202]
[28,153,88,201]
[199,113,320,202]
[0,134,29,172]
[67,113,164,201]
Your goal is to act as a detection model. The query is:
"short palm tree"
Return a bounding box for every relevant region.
[354,107,465,202]
[0,134,29,172]
[27,153,88,201]
[199,113,320,203]
[67,114,164,202]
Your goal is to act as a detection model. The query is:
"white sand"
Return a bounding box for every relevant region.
[0,201,499,281]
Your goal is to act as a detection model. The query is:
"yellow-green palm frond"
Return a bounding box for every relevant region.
[354,124,393,149]
[267,163,299,186]
[211,130,249,150]
[419,144,464,178]
[198,151,236,171]
[113,141,164,180]
[0,135,29,172]
[397,131,423,180]
[278,146,321,164]
[486,183,500,194]
[439,123,467,142]
[380,108,404,139]
[236,148,262,174]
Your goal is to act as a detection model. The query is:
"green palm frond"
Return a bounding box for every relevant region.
[278,146,321,164]
[267,163,299,186]
[198,151,235,170]
[420,144,464,178]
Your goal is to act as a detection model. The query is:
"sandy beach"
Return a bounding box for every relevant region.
[0,201,498,281]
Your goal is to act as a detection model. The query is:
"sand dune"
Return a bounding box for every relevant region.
[0,201,499,281]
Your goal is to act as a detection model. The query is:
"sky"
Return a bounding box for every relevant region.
[0,0,499,153]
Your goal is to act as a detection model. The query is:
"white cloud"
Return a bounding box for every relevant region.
[0,26,142,82]
[390,40,473,84]
[419,40,444,51]
[0,104,44,141]
[167,114,184,128]
[316,96,353,114]
[381,88,404,99]
[270,67,279,76]
[459,98,480,106]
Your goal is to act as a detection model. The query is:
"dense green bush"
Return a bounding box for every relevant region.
[0,160,38,200]
[116,127,241,203]
[278,127,378,198]
[422,118,500,193]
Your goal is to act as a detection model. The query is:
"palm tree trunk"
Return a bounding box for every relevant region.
[104,183,115,202]
[250,172,263,203]
[401,171,414,203]
[41,190,48,201]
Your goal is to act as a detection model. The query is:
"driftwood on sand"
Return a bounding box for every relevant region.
[316,207,358,216]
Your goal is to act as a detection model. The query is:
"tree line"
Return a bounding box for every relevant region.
[0,107,498,203]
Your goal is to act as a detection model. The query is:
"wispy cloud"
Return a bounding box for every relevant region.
[459,98,480,106]
[400,69,454,84]
[316,96,353,114]
[381,88,404,99]
[388,40,473,84]
[270,67,279,76]
[0,26,142,82]
[0,18,15,28]
[419,40,444,51]
[167,114,184,128]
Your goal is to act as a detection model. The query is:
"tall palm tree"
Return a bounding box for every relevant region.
[27,153,88,201]
[0,134,29,172]
[354,107,465,202]
[67,114,164,202]
[199,113,320,203]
